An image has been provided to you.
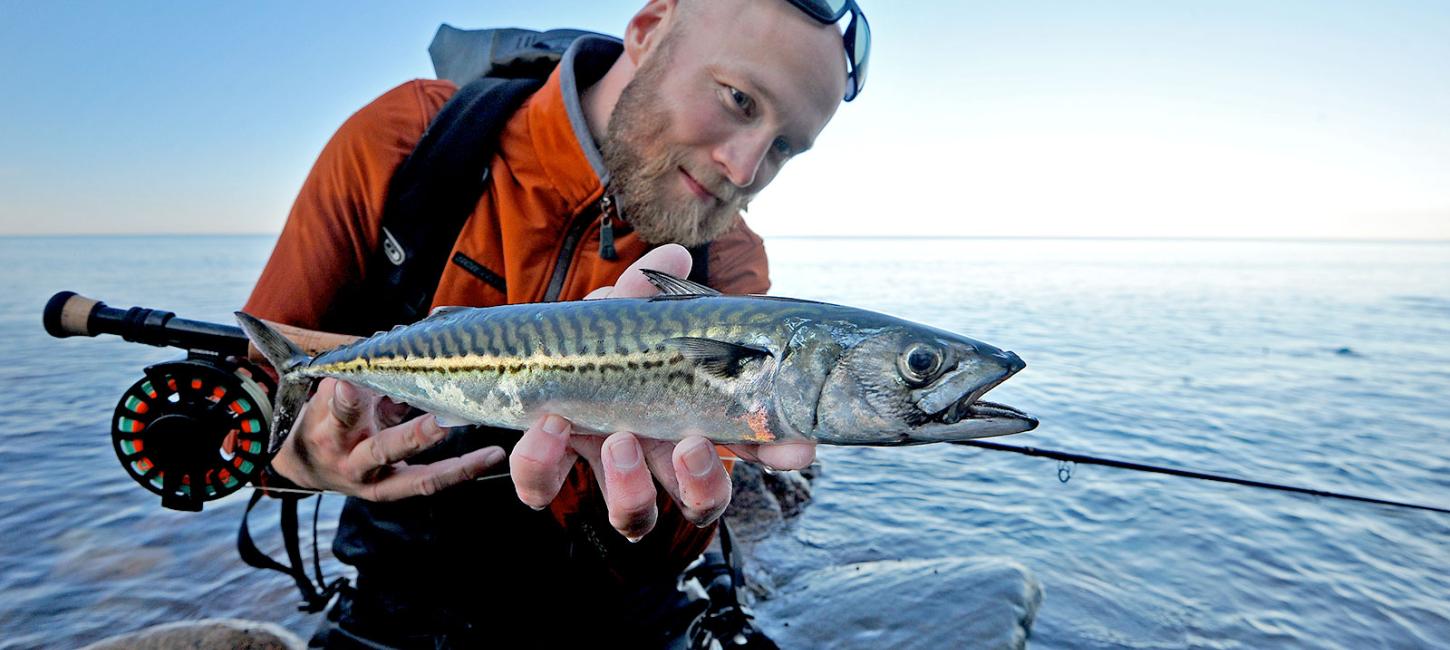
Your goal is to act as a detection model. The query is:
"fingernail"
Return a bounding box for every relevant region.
[609,437,641,470]
[681,438,715,477]
[625,534,643,544]
[481,447,505,466]
[541,415,570,437]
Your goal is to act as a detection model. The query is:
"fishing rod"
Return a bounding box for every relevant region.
[44,291,356,511]
[952,440,1450,515]
[46,291,1448,516]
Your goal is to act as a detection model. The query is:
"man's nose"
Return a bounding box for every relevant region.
[712,131,774,189]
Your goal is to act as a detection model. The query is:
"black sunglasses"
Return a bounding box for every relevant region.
[783,0,871,102]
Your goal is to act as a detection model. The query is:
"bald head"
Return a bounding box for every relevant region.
[662,0,848,109]
[583,0,851,246]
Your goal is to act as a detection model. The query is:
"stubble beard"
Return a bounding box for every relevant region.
[600,45,750,247]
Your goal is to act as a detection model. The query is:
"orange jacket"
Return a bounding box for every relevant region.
[245,57,769,579]
[247,78,769,329]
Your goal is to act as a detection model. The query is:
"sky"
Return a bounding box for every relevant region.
[1,0,1447,240]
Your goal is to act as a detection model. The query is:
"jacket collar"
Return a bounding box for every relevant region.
[519,35,621,211]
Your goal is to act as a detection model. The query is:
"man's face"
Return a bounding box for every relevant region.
[602,0,847,246]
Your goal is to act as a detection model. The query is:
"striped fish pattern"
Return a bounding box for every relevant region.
[237,271,1036,452]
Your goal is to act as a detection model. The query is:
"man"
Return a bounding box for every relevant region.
[244,0,867,646]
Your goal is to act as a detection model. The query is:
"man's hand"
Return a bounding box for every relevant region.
[509,244,817,541]
[269,378,506,501]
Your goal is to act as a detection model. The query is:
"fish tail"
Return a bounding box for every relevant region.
[235,311,314,455]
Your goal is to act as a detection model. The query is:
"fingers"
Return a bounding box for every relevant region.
[365,446,506,501]
[345,414,447,482]
[375,396,413,429]
[272,379,366,487]
[510,415,579,510]
[735,441,816,471]
[610,244,693,298]
[596,432,657,541]
[670,437,732,526]
[640,439,683,504]
[641,437,733,529]
[327,379,374,430]
[284,379,510,502]
[584,245,693,302]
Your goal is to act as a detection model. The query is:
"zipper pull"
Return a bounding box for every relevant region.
[598,196,618,261]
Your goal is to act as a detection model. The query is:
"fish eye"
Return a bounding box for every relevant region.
[898,343,943,385]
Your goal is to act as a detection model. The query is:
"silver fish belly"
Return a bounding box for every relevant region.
[300,297,802,444]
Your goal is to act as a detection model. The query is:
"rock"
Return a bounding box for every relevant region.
[762,467,814,519]
[80,618,305,650]
[723,461,818,546]
[754,557,1043,650]
[722,464,1042,647]
[724,461,785,543]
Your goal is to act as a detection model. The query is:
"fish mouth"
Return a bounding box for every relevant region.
[934,387,1037,432]
[932,347,1026,425]
[917,350,1036,439]
[957,400,1037,427]
[914,396,1038,442]
[936,373,1013,425]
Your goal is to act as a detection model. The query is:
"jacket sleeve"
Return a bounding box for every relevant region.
[243,80,456,328]
[706,216,771,295]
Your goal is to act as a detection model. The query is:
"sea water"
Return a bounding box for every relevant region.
[1,236,1446,648]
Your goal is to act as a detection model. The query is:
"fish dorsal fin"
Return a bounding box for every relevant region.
[377,323,409,336]
[641,269,721,297]
[427,305,471,319]
[665,337,771,378]
[372,306,469,336]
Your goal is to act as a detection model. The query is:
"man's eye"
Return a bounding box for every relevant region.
[727,86,755,115]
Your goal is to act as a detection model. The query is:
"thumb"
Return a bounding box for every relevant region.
[328,380,373,431]
[610,244,693,298]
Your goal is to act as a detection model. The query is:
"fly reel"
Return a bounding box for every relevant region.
[112,357,277,511]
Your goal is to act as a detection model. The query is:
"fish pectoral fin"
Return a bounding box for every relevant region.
[640,269,721,296]
[665,337,771,379]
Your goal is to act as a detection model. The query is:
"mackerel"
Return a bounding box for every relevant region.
[236,271,1036,452]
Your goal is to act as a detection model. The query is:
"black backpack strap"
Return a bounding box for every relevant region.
[686,244,711,287]
[237,490,348,613]
[683,518,778,649]
[366,76,545,330]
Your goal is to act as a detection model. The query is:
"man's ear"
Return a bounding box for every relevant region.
[623,0,679,65]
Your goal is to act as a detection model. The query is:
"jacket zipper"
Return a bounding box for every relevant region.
[598,195,618,262]
[543,195,614,301]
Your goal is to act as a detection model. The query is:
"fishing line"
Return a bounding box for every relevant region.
[259,448,1450,517]
[46,292,1447,516]
[952,440,1450,515]
[234,472,513,499]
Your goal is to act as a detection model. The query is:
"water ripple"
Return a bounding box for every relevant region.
[4,237,1449,647]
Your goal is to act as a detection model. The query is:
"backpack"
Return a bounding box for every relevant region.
[365,25,710,332]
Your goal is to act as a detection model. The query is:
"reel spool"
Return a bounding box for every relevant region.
[112,357,277,511]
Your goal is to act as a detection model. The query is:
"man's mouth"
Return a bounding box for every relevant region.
[679,168,720,203]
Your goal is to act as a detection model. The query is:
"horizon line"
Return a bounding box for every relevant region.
[2,233,1448,245]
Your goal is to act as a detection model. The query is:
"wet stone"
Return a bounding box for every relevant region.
[755,557,1043,650]
[81,618,305,650]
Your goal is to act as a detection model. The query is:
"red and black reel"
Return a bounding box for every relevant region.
[112,357,277,511]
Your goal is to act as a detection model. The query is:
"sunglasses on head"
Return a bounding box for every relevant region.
[783,0,871,102]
